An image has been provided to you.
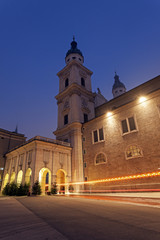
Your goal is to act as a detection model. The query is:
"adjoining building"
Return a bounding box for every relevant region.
[83,75,160,192]
[0,128,26,189]
[1,38,160,194]
[3,136,71,194]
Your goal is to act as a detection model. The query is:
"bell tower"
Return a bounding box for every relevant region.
[112,72,126,98]
[54,38,95,186]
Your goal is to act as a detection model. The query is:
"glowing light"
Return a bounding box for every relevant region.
[78,188,160,193]
[107,112,112,117]
[139,96,147,103]
[57,171,160,186]
[17,170,23,186]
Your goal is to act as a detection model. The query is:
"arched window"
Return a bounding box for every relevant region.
[10,172,15,183]
[65,78,69,88]
[95,153,107,165]
[25,168,32,184]
[81,77,85,87]
[84,113,88,123]
[17,170,23,186]
[64,114,68,125]
[126,145,142,159]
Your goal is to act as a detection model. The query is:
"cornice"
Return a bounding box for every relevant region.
[57,60,93,77]
[55,83,94,101]
[53,122,82,136]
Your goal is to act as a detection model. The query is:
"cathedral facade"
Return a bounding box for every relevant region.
[1,39,160,194]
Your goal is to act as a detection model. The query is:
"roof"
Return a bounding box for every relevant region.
[66,38,83,58]
[6,136,71,154]
[96,75,160,117]
[0,128,25,138]
[112,73,126,91]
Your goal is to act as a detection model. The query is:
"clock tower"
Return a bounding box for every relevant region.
[54,38,95,187]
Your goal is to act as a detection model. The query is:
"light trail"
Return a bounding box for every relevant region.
[56,171,160,186]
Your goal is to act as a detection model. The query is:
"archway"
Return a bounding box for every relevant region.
[56,169,66,194]
[25,168,32,184]
[17,170,23,186]
[10,172,15,183]
[3,173,9,188]
[39,168,51,195]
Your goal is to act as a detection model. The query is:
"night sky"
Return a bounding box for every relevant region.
[0,0,160,139]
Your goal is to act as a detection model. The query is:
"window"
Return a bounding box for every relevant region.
[99,128,104,141]
[95,153,107,165]
[79,58,81,61]
[84,113,88,123]
[93,130,98,143]
[64,114,68,125]
[72,57,76,59]
[65,78,69,88]
[126,145,142,159]
[84,162,87,168]
[85,177,87,181]
[121,116,137,134]
[17,170,23,186]
[81,77,85,87]
[93,128,104,143]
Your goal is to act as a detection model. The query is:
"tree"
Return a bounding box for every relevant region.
[51,183,57,195]
[23,183,30,196]
[8,183,18,196]
[32,180,41,195]
[2,183,10,195]
[17,184,25,196]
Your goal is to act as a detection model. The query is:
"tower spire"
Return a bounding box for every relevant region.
[15,124,18,133]
[65,38,84,65]
[112,72,126,98]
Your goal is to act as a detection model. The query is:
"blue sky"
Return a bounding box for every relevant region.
[0,0,160,139]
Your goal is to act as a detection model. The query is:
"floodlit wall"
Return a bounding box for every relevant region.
[2,138,72,194]
[83,86,160,192]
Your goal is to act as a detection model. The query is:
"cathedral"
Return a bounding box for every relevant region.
[1,38,160,194]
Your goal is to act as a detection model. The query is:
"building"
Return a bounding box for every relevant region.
[83,75,160,192]
[0,128,26,189]
[3,136,71,194]
[1,38,160,194]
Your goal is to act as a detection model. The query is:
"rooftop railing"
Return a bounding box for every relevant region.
[32,136,71,147]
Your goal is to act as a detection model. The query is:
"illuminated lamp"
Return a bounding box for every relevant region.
[107,112,112,117]
[139,96,147,103]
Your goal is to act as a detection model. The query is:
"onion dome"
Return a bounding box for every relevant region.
[112,72,126,98]
[65,37,84,65]
[66,36,83,58]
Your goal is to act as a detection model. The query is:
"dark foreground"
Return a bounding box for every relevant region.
[1,195,160,240]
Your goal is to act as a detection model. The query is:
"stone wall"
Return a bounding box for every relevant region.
[83,88,160,191]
